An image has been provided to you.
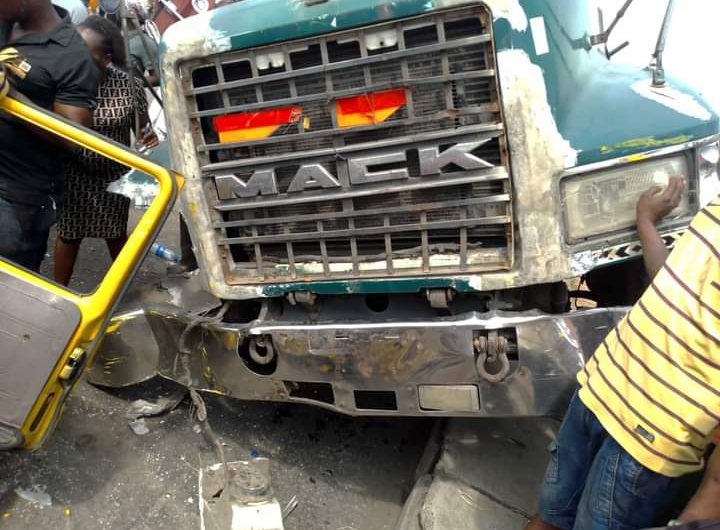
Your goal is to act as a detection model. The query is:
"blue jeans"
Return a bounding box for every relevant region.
[538,392,677,530]
[0,196,56,271]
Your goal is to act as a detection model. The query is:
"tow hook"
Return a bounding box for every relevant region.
[248,335,276,366]
[474,330,511,383]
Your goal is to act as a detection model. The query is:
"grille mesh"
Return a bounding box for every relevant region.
[181,6,512,284]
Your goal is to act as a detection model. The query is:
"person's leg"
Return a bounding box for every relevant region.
[54,237,82,286]
[531,391,609,530]
[24,203,58,272]
[0,197,27,267]
[527,515,565,530]
[28,227,50,272]
[105,236,127,261]
[573,432,676,530]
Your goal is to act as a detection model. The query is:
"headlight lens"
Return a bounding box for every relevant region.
[562,155,690,241]
[698,140,720,207]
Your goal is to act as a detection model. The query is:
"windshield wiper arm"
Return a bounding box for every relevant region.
[652,0,678,87]
[591,0,635,59]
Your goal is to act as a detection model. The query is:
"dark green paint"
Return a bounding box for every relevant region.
[494,1,718,165]
[167,0,717,166]
[261,276,479,296]
[163,0,719,296]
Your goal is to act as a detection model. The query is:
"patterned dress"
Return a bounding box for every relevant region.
[57,67,147,240]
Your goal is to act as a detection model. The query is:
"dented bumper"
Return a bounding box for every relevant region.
[88,276,627,417]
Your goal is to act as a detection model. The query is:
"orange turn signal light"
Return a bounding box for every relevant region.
[213,106,303,143]
[335,89,407,128]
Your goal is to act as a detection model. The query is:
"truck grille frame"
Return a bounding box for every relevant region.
[180,5,513,285]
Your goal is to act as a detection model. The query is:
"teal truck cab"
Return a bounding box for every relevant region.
[90,0,720,417]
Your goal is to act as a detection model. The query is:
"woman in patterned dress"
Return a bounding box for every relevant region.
[54,16,157,285]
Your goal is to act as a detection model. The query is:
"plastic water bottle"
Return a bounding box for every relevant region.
[150,243,181,263]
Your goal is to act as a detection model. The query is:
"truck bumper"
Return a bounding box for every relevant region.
[89,277,627,417]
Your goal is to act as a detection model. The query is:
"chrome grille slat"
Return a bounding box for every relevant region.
[214,194,510,229]
[220,216,511,245]
[190,70,497,119]
[187,34,492,96]
[213,168,509,210]
[202,125,504,171]
[197,107,499,152]
[182,6,513,283]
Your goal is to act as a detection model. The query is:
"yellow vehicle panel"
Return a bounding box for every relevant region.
[0,95,181,451]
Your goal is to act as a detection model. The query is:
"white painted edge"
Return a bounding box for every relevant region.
[530,16,549,56]
[631,79,713,122]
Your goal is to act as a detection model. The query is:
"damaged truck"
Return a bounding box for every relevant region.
[91,0,720,416]
[3,0,720,450]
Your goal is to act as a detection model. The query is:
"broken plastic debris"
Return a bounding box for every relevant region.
[15,487,52,507]
[106,175,158,209]
[570,250,598,277]
[128,418,150,435]
[282,496,299,521]
[126,399,162,418]
[125,388,186,420]
[199,458,284,530]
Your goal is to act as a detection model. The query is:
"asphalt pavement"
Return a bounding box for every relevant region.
[0,378,433,530]
[0,207,435,530]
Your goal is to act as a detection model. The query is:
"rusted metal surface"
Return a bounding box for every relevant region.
[181,6,513,285]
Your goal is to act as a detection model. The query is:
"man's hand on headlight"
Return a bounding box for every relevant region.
[637,175,686,225]
[636,175,685,280]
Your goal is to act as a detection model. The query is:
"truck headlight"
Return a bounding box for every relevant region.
[561,155,691,241]
[698,140,720,207]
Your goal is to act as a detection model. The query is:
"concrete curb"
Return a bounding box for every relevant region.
[394,474,433,530]
[394,418,559,530]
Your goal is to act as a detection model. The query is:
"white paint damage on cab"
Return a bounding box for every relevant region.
[496,48,578,283]
[569,250,598,277]
[631,79,713,122]
[433,0,528,32]
[162,9,232,56]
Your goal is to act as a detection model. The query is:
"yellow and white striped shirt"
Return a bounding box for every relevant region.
[578,201,720,478]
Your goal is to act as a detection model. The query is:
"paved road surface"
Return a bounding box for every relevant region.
[0,379,432,530]
[0,208,434,530]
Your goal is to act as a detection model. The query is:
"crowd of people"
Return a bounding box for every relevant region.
[0,0,157,282]
[0,2,719,530]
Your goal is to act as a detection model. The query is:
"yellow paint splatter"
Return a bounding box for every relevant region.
[600,135,692,154]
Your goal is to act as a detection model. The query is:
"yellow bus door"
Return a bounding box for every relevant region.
[0,95,181,451]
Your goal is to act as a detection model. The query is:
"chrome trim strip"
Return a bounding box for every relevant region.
[220,216,510,245]
[186,34,493,96]
[214,194,511,229]
[200,125,505,173]
[213,167,509,211]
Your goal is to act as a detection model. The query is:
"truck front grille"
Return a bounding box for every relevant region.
[181,5,512,284]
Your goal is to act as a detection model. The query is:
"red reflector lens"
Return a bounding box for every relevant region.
[336,89,407,115]
[213,106,303,132]
[335,89,407,128]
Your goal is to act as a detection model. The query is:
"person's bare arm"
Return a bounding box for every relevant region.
[54,102,92,128]
[679,445,720,522]
[7,85,92,149]
[145,71,160,87]
[636,175,685,279]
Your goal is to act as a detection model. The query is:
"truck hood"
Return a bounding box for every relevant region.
[161,0,718,169]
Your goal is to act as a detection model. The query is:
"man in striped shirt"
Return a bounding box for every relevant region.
[528,176,720,530]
